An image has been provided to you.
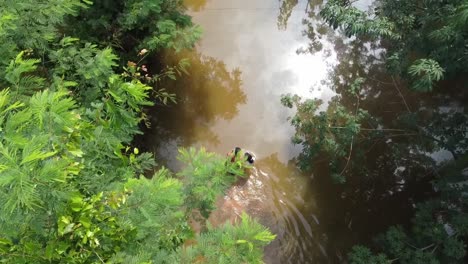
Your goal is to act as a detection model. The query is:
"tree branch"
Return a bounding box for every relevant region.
[420,243,435,251]
[339,135,354,177]
[391,76,411,113]
[93,249,105,264]
[329,126,408,132]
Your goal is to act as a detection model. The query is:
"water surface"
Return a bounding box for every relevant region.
[142,0,420,262]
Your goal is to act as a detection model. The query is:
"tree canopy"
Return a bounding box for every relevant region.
[0,1,274,263]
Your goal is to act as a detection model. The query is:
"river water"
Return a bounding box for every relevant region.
[141,0,421,262]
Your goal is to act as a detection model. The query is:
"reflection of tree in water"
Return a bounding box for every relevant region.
[277,0,298,30]
[308,19,461,188]
[139,49,246,157]
[254,147,427,262]
[277,0,466,260]
[278,0,332,53]
[306,155,431,262]
[285,6,468,261]
[162,49,246,121]
[278,0,448,193]
[183,0,209,12]
[279,0,433,185]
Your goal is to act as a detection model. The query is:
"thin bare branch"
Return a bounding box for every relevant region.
[339,135,354,177]
[391,75,411,113]
[420,243,435,251]
[93,250,105,264]
[329,126,408,132]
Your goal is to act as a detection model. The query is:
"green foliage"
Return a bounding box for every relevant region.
[349,157,468,263]
[177,147,246,218]
[0,54,273,262]
[122,173,187,250]
[66,0,202,53]
[49,38,118,104]
[4,51,44,96]
[281,78,370,181]
[348,246,390,264]
[0,88,80,214]
[122,55,190,105]
[0,0,273,263]
[0,0,200,108]
[0,0,89,69]
[408,59,444,92]
[51,192,134,263]
[176,213,276,264]
[319,0,468,91]
[320,0,399,40]
[282,0,468,262]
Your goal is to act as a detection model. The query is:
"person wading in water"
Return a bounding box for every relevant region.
[228,147,255,165]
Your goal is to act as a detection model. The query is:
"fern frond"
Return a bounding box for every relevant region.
[453,3,468,28]
[4,52,44,94]
[20,135,56,165]
[408,59,444,92]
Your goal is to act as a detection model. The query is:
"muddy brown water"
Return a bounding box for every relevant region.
[140,0,429,262]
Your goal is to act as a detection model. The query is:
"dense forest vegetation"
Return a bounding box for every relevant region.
[0,1,275,263]
[280,0,468,263]
[2,0,467,263]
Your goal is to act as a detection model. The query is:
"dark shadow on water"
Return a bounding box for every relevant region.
[253,151,433,263]
[135,49,246,169]
[275,1,439,261]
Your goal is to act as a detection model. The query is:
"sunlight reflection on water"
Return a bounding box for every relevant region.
[152,0,343,262]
